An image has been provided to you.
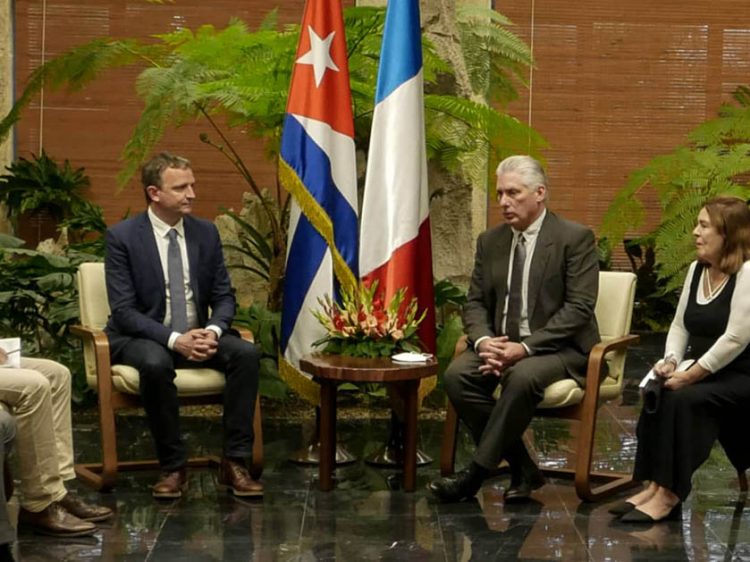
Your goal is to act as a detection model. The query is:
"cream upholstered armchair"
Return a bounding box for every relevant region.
[71,262,263,491]
[440,271,639,502]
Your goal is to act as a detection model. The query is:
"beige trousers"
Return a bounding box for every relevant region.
[0,358,73,512]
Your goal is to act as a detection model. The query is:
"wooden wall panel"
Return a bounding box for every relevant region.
[493,0,750,244]
[12,1,750,241]
[12,0,351,224]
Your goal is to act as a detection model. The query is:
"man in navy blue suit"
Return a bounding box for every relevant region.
[104,152,262,499]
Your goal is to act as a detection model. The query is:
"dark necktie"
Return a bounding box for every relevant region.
[167,228,188,333]
[506,233,526,342]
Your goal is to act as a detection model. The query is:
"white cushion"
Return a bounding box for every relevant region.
[537,271,636,409]
[538,379,583,408]
[537,376,620,408]
[110,365,226,397]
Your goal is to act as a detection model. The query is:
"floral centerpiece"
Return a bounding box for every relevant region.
[311,280,426,358]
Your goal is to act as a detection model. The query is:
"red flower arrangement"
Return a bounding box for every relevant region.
[312,280,426,358]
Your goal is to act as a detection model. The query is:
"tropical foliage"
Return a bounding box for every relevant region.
[233,302,286,399]
[0,151,109,254]
[0,6,542,311]
[433,278,466,380]
[1,5,542,401]
[0,151,90,225]
[0,233,100,402]
[0,151,107,400]
[600,86,750,293]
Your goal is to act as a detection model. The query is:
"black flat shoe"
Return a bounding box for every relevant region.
[503,468,546,504]
[608,500,637,516]
[620,503,681,523]
[428,468,483,503]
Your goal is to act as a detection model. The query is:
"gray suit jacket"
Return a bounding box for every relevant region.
[462,211,600,385]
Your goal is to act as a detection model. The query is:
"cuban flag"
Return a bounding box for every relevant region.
[359,0,436,358]
[279,0,358,405]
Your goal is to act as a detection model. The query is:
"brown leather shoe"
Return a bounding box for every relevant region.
[18,502,97,537]
[59,493,113,522]
[152,468,188,499]
[217,458,263,497]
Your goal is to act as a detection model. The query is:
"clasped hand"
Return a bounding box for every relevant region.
[174,329,218,362]
[653,360,694,391]
[477,336,527,376]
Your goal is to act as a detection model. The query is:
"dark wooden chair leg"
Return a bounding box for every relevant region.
[440,402,459,476]
[402,381,418,492]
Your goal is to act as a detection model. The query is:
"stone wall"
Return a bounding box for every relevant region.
[0,0,12,234]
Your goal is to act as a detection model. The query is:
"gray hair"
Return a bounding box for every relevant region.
[496,155,549,199]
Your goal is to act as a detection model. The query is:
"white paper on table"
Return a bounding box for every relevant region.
[0,338,21,369]
[391,352,433,364]
[639,359,695,388]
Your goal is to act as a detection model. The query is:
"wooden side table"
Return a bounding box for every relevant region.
[299,354,438,492]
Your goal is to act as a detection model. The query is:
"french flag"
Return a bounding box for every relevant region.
[359,0,436,354]
[279,0,359,404]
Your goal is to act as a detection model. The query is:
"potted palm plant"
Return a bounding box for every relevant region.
[0,150,90,247]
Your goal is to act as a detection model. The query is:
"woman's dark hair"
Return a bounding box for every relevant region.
[703,196,750,274]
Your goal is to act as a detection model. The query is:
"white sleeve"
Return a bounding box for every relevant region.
[663,261,696,365]
[698,260,750,373]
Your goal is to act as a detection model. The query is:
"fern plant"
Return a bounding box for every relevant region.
[0,151,90,225]
[600,86,750,293]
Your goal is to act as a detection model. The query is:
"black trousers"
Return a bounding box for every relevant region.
[445,348,584,471]
[633,368,750,500]
[111,333,260,471]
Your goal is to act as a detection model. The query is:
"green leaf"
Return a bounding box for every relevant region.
[436,314,464,378]
[0,233,24,248]
[602,86,750,291]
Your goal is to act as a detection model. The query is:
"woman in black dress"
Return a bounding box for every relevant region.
[612,196,750,523]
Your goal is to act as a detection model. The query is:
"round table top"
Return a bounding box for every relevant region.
[299,353,438,383]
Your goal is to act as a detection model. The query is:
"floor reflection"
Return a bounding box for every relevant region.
[8,333,749,560]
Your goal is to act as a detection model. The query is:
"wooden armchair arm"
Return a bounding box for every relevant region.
[581,334,640,406]
[70,325,115,395]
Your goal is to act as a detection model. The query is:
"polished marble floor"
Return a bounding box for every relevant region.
[11,334,750,561]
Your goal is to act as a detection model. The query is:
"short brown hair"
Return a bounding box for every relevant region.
[703,196,750,274]
[141,152,191,205]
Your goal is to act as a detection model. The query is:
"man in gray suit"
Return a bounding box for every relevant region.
[429,155,599,503]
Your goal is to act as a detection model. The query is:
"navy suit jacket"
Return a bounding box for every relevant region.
[104,211,236,355]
